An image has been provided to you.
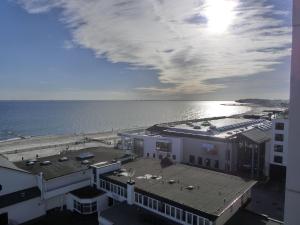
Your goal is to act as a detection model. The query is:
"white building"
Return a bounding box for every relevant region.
[0,146,257,225]
[119,117,273,178]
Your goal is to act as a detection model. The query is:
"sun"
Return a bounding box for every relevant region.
[203,0,238,34]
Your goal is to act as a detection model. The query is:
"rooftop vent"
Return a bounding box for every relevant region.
[151,175,158,179]
[186,185,194,190]
[76,152,94,160]
[40,160,51,166]
[202,121,211,126]
[81,160,90,165]
[59,157,69,162]
[26,161,35,166]
[168,179,175,184]
[111,159,117,163]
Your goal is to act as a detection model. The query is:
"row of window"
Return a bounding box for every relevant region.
[156,141,172,152]
[134,192,210,225]
[73,200,97,214]
[189,155,219,169]
[99,179,127,198]
[146,153,177,160]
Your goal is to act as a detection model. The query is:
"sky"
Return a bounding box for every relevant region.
[0,0,292,100]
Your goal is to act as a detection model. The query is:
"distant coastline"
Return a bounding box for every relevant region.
[235,99,289,108]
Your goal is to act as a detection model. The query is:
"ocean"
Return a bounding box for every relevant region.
[0,101,252,141]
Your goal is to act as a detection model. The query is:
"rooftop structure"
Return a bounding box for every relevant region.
[119,116,273,178]
[14,147,131,180]
[151,117,271,140]
[101,158,256,221]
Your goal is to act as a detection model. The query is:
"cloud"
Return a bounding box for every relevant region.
[16,0,291,96]
[63,40,75,49]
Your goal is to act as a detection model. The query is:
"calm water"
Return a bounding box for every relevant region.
[0,101,251,140]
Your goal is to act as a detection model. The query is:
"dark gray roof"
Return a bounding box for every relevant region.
[14,147,131,180]
[239,128,271,144]
[102,159,256,218]
[70,186,105,199]
[0,154,28,173]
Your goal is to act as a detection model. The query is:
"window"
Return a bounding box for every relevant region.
[146,153,149,157]
[215,160,219,169]
[187,212,192,224]
[73,200,97,214]
[171,206,175,217]
[205,158,211,167]
[181,211,186,222]
[274,155,283,164]
[275,134,284,142]
[153,200,158,210]
[274,144,283,152]
[158,201,165,213]
[149,198,153,208]
[189,155,195,164]
[199,217,204,225]
[193,215,198,225]
[275,122,284,130]
[205,219,210,225]
[143,196,148,206]
[176,208,181,220]
[153,153,156,158]
[91,202,97,212]
[166,204,170,215]
[138,194,142,204]
[135,193,138,202]
[198,157,203,165]
[172,155,176,160]
[156,141,171,152]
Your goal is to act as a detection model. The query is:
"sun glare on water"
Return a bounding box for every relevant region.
[203,0,238,34]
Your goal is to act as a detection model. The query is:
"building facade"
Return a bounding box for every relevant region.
[0,147,256,225]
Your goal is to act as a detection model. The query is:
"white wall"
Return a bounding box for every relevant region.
[0,168,36,195]
[66,192,109,213]
[130,134,183,162]
[182,138,231,171]
[0,197,45,224]
[45,170,91,193]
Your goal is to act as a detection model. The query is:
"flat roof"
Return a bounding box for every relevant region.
[70,186,105,199]
[148,117,271,140]
[102,158,256,219]
[14,147,131,180]
[238,128,271,144]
